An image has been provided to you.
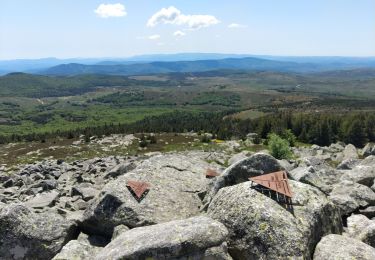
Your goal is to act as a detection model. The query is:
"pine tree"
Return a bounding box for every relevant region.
[343,119,368,147]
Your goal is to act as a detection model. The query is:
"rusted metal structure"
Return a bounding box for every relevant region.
[205,168,220,178]
[249,171,293,209]
[126,180,151,202]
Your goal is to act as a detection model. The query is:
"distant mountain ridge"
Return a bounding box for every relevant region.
[0,54,254,74]
[1,53,375,75]
[42,57,305,76]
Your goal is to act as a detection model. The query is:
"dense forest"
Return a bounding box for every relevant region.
[0,73,178,97]
[1,110,373,148]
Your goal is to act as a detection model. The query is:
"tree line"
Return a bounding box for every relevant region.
[0,110,374,148]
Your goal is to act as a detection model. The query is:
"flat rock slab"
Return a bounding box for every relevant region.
[82,153,213,236]
[313,234,375,260]
[94,216,231,260]
[24,190,59,208]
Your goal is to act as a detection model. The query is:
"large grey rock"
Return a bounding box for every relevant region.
[361,143,375,157]
[289,166,342,194]
[0,204,77,259]
[52,239,101,260]
[329,181,375,215]
[336,158,361,170]
[53,232,106,260]
[346,214,375,247]
[82,153,212,236]
[203,153,282,207]
[343,144,358,161]
[207,180,342,259]
[71,185,99,202]
[340,165,375,187]
[313,234,375,260]
[290,157,345,194]
[94,216,231,260]
[346,214,370,235]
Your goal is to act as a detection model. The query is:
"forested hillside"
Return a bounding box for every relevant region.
[0,69,374,147]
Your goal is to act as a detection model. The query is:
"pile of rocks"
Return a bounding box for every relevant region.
[0,142,375,259]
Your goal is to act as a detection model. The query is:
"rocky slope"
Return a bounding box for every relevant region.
[1,138,375,259]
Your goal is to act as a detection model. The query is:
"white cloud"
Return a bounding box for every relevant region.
[95,3,127,18]
[147,6,219,30]
[148,34,161,40]
[228,23,247,29]
[147,6,180,27]
[174,30,186,37]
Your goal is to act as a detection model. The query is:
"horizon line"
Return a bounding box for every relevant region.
[1,52,375,62]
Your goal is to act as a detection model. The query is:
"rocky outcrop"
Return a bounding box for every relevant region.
[313,234,375,260]
[207,180,342,259]
[292,143,345,162]
[0,156,135,208]
[339,166,375,187]
[94,216,231,260]
[2,139,375,259]
[0,204,77,259]
[82,153,215,236]
[289,157,342,194]
[336,158,361,170]
[329,181,375,215]
[328,155,375,215]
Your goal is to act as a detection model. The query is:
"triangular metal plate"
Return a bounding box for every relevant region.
[126,180,151,201]
[249,171,293,197]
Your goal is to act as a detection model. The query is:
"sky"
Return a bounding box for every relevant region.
[0,0,374,59]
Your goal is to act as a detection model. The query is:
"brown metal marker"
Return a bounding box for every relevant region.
[126,180,151,201]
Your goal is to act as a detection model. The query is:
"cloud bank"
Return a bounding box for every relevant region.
[95,3,127,18]
[147,6,219,30]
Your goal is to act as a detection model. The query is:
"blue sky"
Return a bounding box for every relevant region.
[0,0,374,59]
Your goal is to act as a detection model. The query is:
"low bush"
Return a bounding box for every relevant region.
[267,133,292,159]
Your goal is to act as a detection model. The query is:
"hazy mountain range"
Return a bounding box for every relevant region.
[1,53,375,76]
